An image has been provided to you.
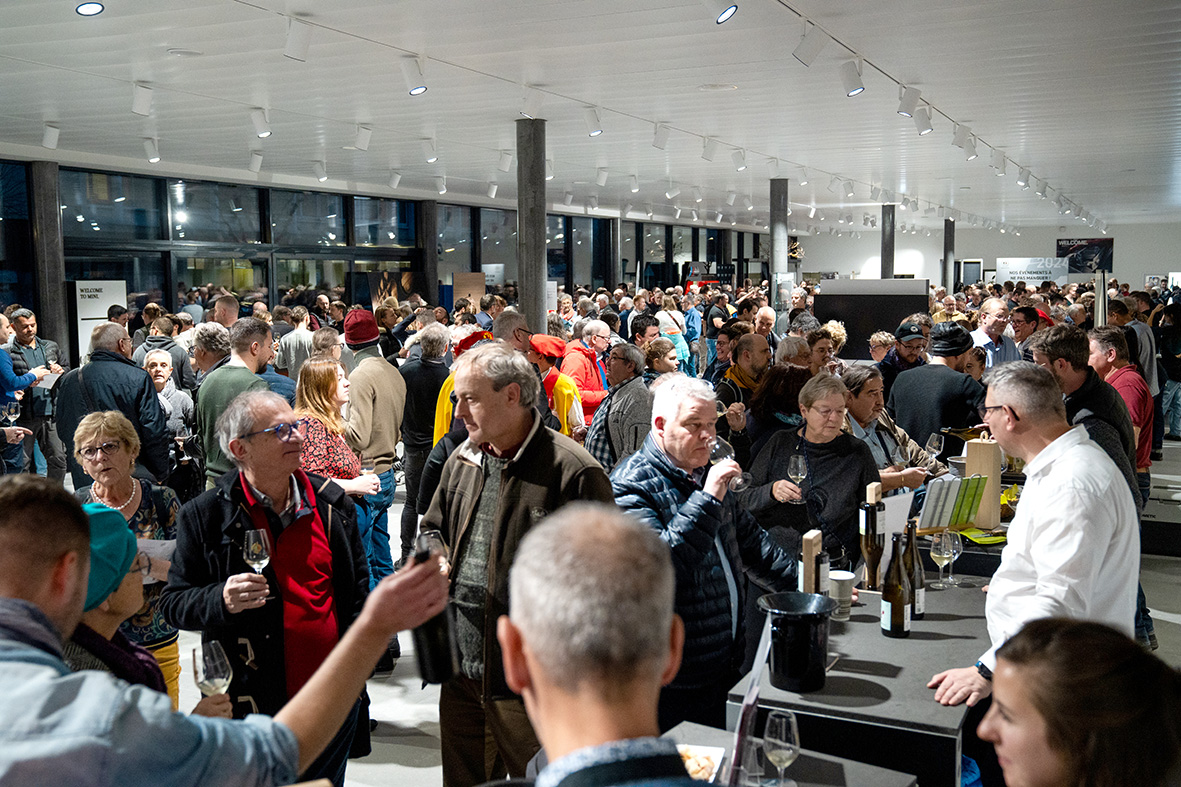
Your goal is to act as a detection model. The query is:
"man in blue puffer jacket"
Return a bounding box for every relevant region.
[611,373,797,732]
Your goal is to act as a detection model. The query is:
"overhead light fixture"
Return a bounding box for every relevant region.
[564,191,574,206]
[897,85,921,118]
[702,137,719,161]
[652,123,670,150]
[400,56,428,96]
[646,206,654,219]
[706,0,738,25]
[250,109,272,138]
[284,18,313,62]
[389,171,402,189]
[41,124,60,150]
[797,167,809,186]
[793,21,830,66]
[486,182,498,199]
[690,209,698,222]
[725,191,736,206]
[692,187,703,203]
[842,180,855,198]
[768,158,780,178]
[352,126,372,151]
[743,196,754,211]
[313,161,328,182]
[952,123,971,149]
[545,159,554,180]
[143,138,160,163]
[964,135,979,161]
[76,2,104,15]
[584,106,603,137]
[629,175,639,193]
[840,59,864,97]
[248,151,263,172]
[229,200,242,213]
[596,168,609,187]
[827,174,842,192]
[870,185,881,201]
[808,204,816,218]
[498,151,513,173]
[732,149,747,171]
[990,148,1006,175]
[716,211,725,222]
[1034,179,1047,198]
[422,139,438,163]
[435,176,447,194]
[666,186,681,200]
[913,104,933,135]
[898,198,907,211]
[675,207,683,219]
[131,83,153,117]
[1016,167,1031,188]
[520,87,543,119]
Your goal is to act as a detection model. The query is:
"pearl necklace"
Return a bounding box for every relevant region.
[95,482,137,512]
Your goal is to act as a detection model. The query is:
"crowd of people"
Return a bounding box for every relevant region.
[0,274,1178,787]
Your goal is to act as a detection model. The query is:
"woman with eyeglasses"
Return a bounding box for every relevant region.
[737,373,877,569]
[73,409,183,708]
[293,357,381,498]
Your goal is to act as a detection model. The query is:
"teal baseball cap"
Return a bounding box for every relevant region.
[82,502,137,612]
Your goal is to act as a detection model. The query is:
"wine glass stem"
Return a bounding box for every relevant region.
[776,766,786,787]
[947,560,955,584]
[937,564,944,585]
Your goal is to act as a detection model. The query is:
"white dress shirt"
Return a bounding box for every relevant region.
[980,426,1139,669]
[970,327,1021,368]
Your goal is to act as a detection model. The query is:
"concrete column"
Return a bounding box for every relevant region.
[516,118,547,333]
[419,200,439,303]
[880,204,896,279]
[29,161,68,347]
[943,218,956,289]
[769,178,790,280]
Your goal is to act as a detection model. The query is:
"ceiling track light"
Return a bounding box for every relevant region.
[675,207,683,219]
[952,123,971,149]
[808,205,816,219]
[705,0,738,25]
[840,58,865,97]
[435,176,447,195]
[913,104,933,136]
[990,148,1006,174]
[352,126,372,151]
[964,136,979,161]
[732,149,747,171]
[284,18,313,62]
[666,186,681,200]
[41,124,60,150]
[520,87,543,119]
[545,159,554,181]
[652,123,670,150]
[487,182,498,199]
[716,211,724,222]
[248,150,263,172]
[584,106,603,137]
[743,196,754,211]
[690,209,698,222]
[312,161,328,182]
[422,139,438,163]
[1016,167,1031,188]
[870,185,881,201]
[725,192,736,206]
[797,167,809,186]
[588,197,600,211]
[846,214,853,224]
[143,138,160,163]
[827,174,842,192]
[646,206,654,219]
[400,55,428,96]
[497,151,513,173]
[250,109,272,138]
[564,192,574,206]
[701,136,719,161]
[793,21,830,66]
[389,171,402,189]
[596,168,609,187]
[629,175,639,193]
[131,83,153,116]
[842,180,855,198]
[624,203,634,216]
[692,187,703,203]
[897,85,921,118]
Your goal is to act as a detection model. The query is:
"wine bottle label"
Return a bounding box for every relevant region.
[797,560,805,592]
[880,599,890,631]
[859,509,868,535]
[903,604,911,630]
[818,561,830,596]
[914,587,926,615]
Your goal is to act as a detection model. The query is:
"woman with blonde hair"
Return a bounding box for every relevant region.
[293,357,380,498]
[73,410,182,708]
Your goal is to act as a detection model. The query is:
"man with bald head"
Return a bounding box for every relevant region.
[716,332,771,468]
[56,321,170,488]
[970,297,1021,367]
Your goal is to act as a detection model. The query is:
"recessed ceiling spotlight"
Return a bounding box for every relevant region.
[706,0,738,25]
[76,2,103,15]
[840,59,864,97]
[167,48,204,58]
[584,106,603,137]
[897,86,920,118]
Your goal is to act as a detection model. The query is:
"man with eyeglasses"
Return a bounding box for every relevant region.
[4,307,67,480]
[970,297,1022,368]
[875,321,927,402]
[562,318,611,420]
[160,389,375,785]
[930,362,1138,714]
[584,342,652,473]
[1008,306,1040,362]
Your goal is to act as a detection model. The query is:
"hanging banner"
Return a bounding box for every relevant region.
[995,257,1068,286]
[1056,237,1114,273]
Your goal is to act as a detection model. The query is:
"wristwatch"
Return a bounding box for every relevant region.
[975,661,993,681]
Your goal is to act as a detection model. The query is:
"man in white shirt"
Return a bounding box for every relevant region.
[929,361,1139,708]
[969,297,1021,368]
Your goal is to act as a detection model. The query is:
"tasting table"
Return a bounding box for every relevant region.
[665,722,916,787]
[726,581,990,787]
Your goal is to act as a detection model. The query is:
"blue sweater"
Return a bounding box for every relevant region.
[0,348,35,405]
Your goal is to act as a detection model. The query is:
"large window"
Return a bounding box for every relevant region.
[438,204,473,286]
[546,215,566,285]
[570,217,594,289]
[0,162,34,310]
[167,180,261,244]
[61,170,163,241]
[65,253,168,313]
[271,190,346,246]
[354,197,415,248]
[177,256,268,312]
[480,208,516,287]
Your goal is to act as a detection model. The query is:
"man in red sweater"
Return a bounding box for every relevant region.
[563,319,610,419]
[1089,326,1153,499]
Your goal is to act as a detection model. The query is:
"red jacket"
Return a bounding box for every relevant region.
[563,340,607,418]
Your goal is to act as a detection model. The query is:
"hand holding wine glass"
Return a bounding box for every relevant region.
[709,438,752,492]
[763,710,801,787]
[193,640,232,697]
[786,455,807,505]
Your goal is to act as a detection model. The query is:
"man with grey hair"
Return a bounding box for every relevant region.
[421,342,613,787]
[612,373,796,731]
[562,318,611,420]
[159,390,374,785]
[195,317,270,487]
[584,341,652,473]
[190,321,231,382]
[4,307,67,479]
[930,362,1139,709]
[497,504,697,787]
[56,321,170,488]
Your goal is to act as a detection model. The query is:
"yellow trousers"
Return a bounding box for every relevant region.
[148,639,180,710]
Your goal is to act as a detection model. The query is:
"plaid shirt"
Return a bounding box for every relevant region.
[584,386,616,471]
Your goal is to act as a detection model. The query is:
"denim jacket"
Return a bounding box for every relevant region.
[0,598,298,787]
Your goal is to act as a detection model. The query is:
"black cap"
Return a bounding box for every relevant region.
[929,322,974,357]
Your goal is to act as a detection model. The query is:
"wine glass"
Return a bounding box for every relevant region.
[930,531,953,589]
[710,438,752,491]
[192,641,232,696]
[786,454,807,505]
[4,402,20,426]
[243,530,275,599]
[417,529,451,574]
[716,400,729,419]
[763,710,801,787]
[925,433,944,459]
[945,530,970,587]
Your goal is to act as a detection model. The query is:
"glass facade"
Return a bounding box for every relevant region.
[0,162,35,310]
[354,196,416,248]
[270,190,347,246]
[167,180,261,244]
[480,208,517,287]
[437,204,473,286]
[60,170,163,241]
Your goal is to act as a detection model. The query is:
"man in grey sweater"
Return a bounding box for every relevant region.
[585,342,652,474]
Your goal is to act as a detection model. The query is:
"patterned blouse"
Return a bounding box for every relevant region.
[76,479,180,649]
[298,415,360,481]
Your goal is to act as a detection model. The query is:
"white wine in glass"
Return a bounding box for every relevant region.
[930,531,953,589]
[710,438,752,492]
[243,529,271,573]
[763,710,800,787]
[193,641,232,696]
[786,455,807,505]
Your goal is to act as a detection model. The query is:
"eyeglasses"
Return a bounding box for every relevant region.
[80,441,122,460]
[809,406,847,420]
[238,421,306,442]
[979,404,1020,422]
[513,327,534,343]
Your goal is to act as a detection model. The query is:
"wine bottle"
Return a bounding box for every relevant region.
[903,522,926,621]
[880,533,911,638]
[940,426,988,442]
[816,549,830,596]
[411,535,460,684]
[859,497,885,591]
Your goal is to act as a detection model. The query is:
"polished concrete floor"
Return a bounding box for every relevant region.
[174,439,1181,787]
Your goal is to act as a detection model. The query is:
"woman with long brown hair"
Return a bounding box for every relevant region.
[293,357,380,498]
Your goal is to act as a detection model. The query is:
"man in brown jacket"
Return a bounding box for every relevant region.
[420,342,614,787]
[342,309,407,592]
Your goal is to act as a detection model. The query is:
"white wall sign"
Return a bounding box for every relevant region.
[995,257,1068,286]
[73,280,126,362]
[546,280,559,313]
